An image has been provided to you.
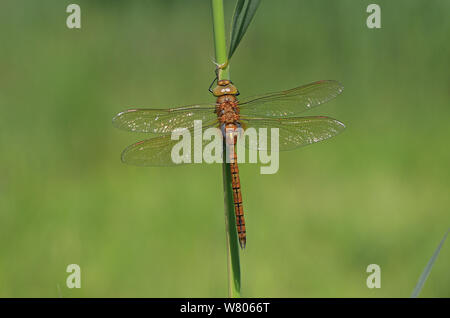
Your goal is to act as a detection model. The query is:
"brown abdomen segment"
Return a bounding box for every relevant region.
[230,149,246,249]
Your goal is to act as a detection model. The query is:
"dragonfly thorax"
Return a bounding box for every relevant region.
[214,80,241,126]
[216,94,237,105]
[216,95,240,124]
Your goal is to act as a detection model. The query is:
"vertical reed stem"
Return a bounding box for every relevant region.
[211,0,241,298]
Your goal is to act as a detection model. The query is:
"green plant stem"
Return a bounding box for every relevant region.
[211,0,241,298]
[211,0,230,80]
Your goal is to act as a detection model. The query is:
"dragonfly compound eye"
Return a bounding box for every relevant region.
[217,79,231,86]
[212,83,239,97]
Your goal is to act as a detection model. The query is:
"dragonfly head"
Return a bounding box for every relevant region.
[212,79,239,97]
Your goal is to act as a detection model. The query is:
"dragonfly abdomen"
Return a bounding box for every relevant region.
[229,146,246,249]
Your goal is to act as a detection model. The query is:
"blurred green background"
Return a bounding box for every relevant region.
[0,0,449,297]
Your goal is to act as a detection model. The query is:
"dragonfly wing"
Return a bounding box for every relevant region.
[239,80,343,118]
[240,116,345,151]
[113,104,217,134]
[121,125,222,166]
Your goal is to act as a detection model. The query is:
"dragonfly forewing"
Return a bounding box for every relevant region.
[112,104,217,134]
[239,80,343,118]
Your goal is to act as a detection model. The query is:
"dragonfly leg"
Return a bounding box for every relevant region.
[208,74,218,94]
[209,60,229,94]
[216,61,241,96]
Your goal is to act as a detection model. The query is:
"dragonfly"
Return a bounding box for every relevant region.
[113,79,345,249]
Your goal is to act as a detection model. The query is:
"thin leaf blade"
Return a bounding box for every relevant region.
[411,229,449,298]
[228,0,261,59]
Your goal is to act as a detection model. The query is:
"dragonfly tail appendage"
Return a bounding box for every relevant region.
[229,148,246,249]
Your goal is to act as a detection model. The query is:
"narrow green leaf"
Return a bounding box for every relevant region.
[228,0,261,59]
[411,229,449,298]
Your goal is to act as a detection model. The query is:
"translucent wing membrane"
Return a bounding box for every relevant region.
[114,80,345,166]
[239,80,343,118]
[112,104,217,134]
[121,125,221,166]
[240,116,345,151]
